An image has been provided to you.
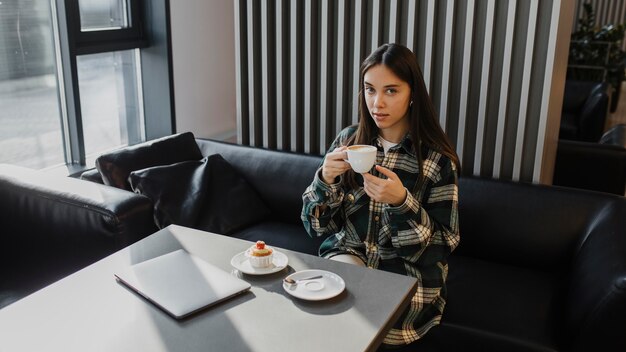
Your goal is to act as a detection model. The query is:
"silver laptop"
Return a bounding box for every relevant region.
[115,249,251,319]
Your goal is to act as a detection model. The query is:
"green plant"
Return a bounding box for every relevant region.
[568,3,626,89]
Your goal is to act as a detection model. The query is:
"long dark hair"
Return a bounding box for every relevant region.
[344,43,460,189]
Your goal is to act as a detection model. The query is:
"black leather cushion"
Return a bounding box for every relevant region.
[96,132,203,191]
[196,139,322,225]
[195,154,271,234]
[129,154,271,234]
[129,159,209,228]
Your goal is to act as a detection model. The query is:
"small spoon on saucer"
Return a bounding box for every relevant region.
[283,275,323,285]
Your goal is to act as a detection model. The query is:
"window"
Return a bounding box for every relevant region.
[0,0,149,171]
[78,0,131,31]
[0,1,65,169]
[77,49,144,160]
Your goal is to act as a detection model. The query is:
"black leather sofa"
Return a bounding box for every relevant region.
[553,124,626,196]
[559,80,610,142]
[1,136,625,352]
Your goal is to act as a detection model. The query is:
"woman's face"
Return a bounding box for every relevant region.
[363,64,411,141]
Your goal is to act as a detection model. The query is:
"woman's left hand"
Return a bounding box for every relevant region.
[362,165,407,206]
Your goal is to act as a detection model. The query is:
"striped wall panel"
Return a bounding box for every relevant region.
[234,0,573,183]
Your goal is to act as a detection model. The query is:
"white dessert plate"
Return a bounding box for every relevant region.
[282,269,345,301]
[230,250,288,275]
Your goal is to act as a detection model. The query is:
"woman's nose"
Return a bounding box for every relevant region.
[373,93,385,108]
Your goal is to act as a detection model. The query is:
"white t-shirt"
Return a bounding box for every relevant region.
[378,136,399,155]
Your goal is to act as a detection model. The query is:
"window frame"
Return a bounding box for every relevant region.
[66,0,148,55]
[55,0,149,167]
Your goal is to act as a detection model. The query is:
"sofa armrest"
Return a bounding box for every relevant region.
[80,168,104,184]
[566,199,626,351]
[0,164,157,251]
[600,124,626,148]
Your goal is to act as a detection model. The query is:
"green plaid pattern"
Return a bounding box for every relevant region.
[301,127,459,346]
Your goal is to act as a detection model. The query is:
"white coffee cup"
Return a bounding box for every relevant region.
[346,145,377,173]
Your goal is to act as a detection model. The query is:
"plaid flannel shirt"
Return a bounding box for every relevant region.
[301,127,460,346]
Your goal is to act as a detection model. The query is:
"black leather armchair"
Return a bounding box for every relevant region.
[0,164,157,308]
[560,80,610,142]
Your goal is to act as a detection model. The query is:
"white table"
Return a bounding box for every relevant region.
[0,225,417,352]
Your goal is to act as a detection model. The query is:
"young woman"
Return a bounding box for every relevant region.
[301,43,460,350]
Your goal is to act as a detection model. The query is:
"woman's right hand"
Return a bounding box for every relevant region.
[321,146,350,184]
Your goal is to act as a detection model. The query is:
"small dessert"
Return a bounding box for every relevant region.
[246,240,274,268]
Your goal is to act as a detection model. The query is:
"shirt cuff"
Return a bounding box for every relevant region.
[313,168,343,205]
[386,187,418,215]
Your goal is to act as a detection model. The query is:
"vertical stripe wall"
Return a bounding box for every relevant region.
[234,0,574,184]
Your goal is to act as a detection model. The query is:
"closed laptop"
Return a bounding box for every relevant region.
[115,249,251,319]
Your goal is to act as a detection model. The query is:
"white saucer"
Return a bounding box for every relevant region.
[230,250,288,275]
[283,269,345,301]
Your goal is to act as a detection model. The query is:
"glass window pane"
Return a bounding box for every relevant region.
[78,0,129,31]
[77,50,144,159]
[0,1,66,169]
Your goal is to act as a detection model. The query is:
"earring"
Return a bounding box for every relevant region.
[410,101,413,106]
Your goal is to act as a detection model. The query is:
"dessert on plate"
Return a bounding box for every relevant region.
[245,240,274,268]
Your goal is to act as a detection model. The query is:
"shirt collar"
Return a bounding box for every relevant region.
[372,132,416,157]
